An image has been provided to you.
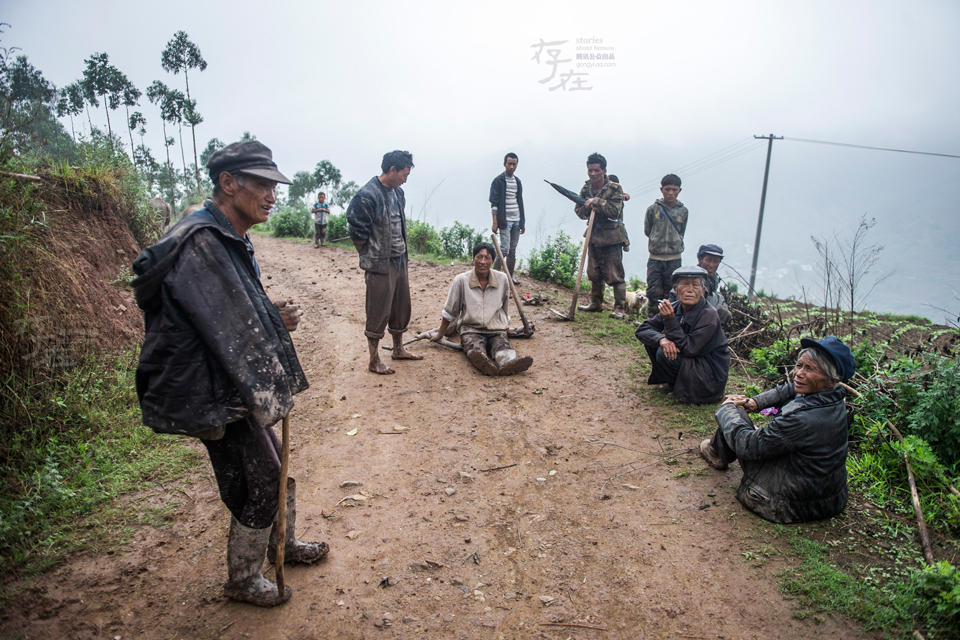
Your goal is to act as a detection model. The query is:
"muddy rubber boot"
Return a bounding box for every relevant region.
[578,280,604,311]
[224,517,292,607]
[494,348,533,376]
[466,349,498,376]
[609,283,627,319]
[268,479,329,566]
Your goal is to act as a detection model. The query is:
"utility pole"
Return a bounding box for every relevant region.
[748,133,782,298]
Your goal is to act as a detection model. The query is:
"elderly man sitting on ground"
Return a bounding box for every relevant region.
[428,242,532,376]
[700,336,856,524]
[634,265,729,403]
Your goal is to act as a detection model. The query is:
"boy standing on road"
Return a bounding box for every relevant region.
[644,174,688,316]
[312,192,329,247]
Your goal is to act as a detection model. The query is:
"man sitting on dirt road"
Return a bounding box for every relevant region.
[132,140,328,608]
[347,150,423,375]
[635,265,730,404]
[700,336,856,523]
[427,242,533,376]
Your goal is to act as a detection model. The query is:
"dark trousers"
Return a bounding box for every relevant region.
[646,258,681,312]
[313,222,327,246]
[709,406,751,465]
[364,256,412,340]
[586,243,625,285]
[652,345,682,385]
[203,418,282,529]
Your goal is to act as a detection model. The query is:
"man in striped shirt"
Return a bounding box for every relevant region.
[489,152,525,285]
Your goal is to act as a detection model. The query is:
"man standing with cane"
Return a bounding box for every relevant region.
[132,140,328,607]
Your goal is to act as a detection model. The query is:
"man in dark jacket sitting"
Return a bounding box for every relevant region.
[634,265,729,403]
[133,141,327,607]
[699,336,857,524]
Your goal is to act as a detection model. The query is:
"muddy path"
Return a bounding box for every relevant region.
[3,236,874,639]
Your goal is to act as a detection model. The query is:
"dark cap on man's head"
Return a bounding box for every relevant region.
[800,336,857,382]
[207,141,292,185]
[671,264,709,283]
[697,244,724,258]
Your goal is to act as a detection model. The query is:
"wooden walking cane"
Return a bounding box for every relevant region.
[275,412,291,593]
[550,209,596,321]
[490,232,534,336]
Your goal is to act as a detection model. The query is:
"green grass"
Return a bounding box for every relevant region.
[778,531,916,633]
[0,347,201,584]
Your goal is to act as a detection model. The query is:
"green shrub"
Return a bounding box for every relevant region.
[269,205,311,238]
[528,231,580,288]
[407,219,441,255]
[326,213,348,241]
[438,221,483,259]
[909,560,960,634]
[902,355,960,469]
[748,337,797,383]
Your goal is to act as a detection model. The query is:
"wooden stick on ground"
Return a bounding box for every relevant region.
[490,232,533,335]
[0,170,42,182]
[840,381,935,565]
[275,413,291,593]
[566,209,596,320]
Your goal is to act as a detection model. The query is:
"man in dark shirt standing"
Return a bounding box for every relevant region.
[347,150,423,374]
[489,152,525,284]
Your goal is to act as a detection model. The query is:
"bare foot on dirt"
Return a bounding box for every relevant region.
[368,357,395,374]
[391,347,423,361]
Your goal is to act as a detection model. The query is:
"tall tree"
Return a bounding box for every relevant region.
[146,80,177,209]
[161,31,206,191]
[1,54,69,157]
[164,88,189,182]
[312,160,342,193]
[81,52,123,138]
[56,82,85,141]
[287,171,318,204]
[120,79,141,161]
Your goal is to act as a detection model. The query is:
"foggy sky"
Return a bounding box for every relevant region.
[6,0,959,321]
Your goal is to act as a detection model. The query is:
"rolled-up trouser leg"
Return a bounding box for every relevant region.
[203,418,281,530]
[364,257,411,340]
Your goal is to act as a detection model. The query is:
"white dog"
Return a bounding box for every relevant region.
[624,288,647,316]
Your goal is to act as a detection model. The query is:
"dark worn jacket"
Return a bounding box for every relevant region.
[132,201,308,436]
[575,179,625,247]
[488,172,525,229]
[715,383,849,524]
[635,297,729,403]
[347,176,407,274]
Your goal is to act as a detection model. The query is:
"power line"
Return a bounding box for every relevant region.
[785,136,960,159]
[631,138,762,193]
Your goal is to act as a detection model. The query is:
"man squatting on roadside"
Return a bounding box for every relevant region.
[346,150,423,375]
[132,141,327,607]
[575,152,628,319]
[635,265,730,404]
[428,242,533,376]
[489,152,524,284]
[700,336,856,523]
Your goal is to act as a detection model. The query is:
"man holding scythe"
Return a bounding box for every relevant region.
[132,140,327,607]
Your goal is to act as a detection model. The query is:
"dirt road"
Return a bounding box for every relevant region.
[6,236,873,639]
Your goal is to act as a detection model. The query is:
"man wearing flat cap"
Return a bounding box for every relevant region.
[132,140,327,607]
[700,336,856,523]
[635,265,730,404]
[669,244,731,324]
